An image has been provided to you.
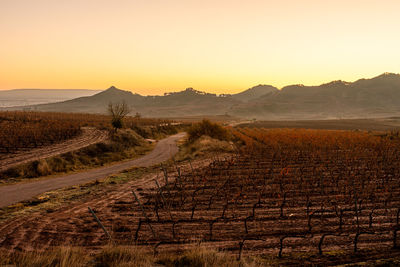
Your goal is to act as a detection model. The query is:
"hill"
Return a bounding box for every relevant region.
[4,73,400,119]
[12,87,239,116]
[231,72,400,119]
[231,84,278,102]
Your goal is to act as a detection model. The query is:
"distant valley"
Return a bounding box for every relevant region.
[0,89,101,107]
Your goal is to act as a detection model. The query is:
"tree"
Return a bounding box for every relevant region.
[108,101,131,131]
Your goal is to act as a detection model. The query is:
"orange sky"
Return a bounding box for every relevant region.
[1,0,399,95]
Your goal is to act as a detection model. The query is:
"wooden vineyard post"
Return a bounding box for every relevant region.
[161,164,171,197]
[155,179,173,221]
[209,219,218,241]
[155,179,167,206]
[132,190,156,238]
[278,236,286,258]
[318,233,342,255]
[244,215,253,234]
[134,219,142,242]
[189,158,194,174]
[161,164,168,185]
[280,192,287,218]
[191,200,197,220]
[172,157,183,187]
[88,207,115,245]
[238,239,246,261]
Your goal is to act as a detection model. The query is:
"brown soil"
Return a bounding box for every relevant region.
[0,132,186,208]
[0,157,213,252]
[0,127,108,173]
[0,153,399,266]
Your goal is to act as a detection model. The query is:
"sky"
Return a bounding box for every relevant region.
[1,0,400,95]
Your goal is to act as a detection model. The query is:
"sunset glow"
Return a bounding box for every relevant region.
[1,0,399,94]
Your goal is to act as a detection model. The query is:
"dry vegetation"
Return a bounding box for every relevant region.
[3,121,400,266]
[174,119,234,161]
[187,119,231,143]
[0,111,82,154]
[0,111,183,156]
[106,128,400,262]
[0,111,185,182]
[0,129,152,182]
[0,245,264,267]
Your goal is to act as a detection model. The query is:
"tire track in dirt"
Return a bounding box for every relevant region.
[0,132,186,208]
[0,127,108,172]
[0,157,214,252]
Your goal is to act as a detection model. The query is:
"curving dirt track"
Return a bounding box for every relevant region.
[0,132,186,208]
[0,153,212,253]
[0,127,108,173]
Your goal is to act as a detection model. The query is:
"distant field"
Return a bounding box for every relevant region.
[166,114,241,123]
[0,111,181,155]
[237,117,400,131]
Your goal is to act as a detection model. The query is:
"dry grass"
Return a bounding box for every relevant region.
[0,247,89,267]
[0,245,263,267]
[0,129,153,184]
[187,119,230,143]
[94,246,154,267]
[158,246,264,267]
[175,135,235,161]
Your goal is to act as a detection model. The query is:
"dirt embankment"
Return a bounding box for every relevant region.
[0,127,108,173]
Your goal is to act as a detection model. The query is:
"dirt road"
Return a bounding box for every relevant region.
[0,156,213,252]
[0,127,108,172]
[0,132,186,208]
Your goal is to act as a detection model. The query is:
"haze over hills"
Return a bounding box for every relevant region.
[3,73,400,120]
[231,84,278,102]
[0,89,101,107]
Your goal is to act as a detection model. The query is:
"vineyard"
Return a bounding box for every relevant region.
[0,111,180,158]
[0,112,82,155]
[108,128,400,258]
[2,127,400,265]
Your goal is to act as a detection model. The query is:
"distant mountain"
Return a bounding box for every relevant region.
[232,72,400,119]
[231,84,278,102]
[10,86,240,116]
[3,73,400,119]
[11,86,143,113]
[0,89,101,107]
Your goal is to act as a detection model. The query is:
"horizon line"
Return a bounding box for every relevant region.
[0,72,398,95]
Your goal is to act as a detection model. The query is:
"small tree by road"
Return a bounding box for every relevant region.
[108,101,131,132]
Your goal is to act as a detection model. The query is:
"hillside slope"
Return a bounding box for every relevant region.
[4,73,400,119]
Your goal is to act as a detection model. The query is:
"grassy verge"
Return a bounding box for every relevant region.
[0,245,263,267]
[3,244,400,266]
[173,119,235,162]
[174,135,235,162]
[0,129,154,185]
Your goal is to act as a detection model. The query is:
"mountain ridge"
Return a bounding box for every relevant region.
[3,73,400,119]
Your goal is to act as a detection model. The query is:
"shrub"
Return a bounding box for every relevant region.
[110,129,142,147]
[187,119,230,143]
[108,102,131,132]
